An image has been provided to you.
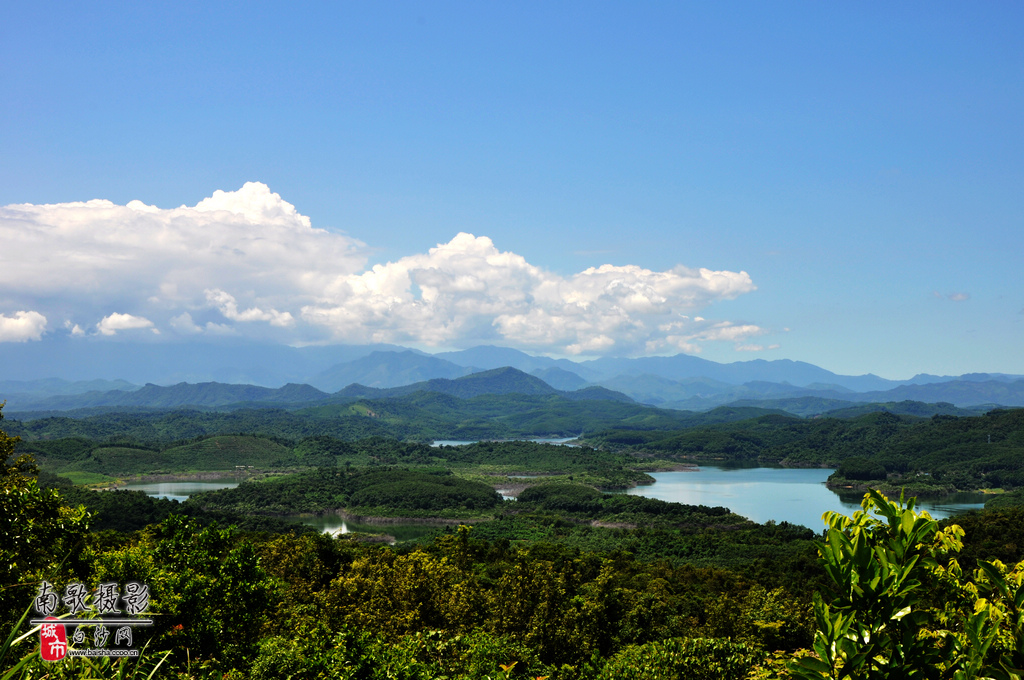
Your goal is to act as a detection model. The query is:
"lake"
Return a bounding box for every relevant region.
[120,468,988,534]
[119,480,240,503]
[620,467,987,529]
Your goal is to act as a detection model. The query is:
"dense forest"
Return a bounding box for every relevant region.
[6,403,1024,678]
[12,402,1024,497]
[189,467,503,517]
[4,389,721,443]
[586,408,1024,496]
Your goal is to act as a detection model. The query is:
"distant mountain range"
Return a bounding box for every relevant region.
[5,366,634,414]
[330,367,629,402]
[311,350,474,391]
[2,342,1022,414]
[8,381,330,411]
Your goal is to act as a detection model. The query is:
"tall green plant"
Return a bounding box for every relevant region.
[0,404,90,630]
[790,490,963,679]
[791,490,1024,680]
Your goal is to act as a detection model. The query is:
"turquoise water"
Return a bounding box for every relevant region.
[120,468,988,533]
[621,468,986,530]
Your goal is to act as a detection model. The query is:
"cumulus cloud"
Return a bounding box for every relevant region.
[169,312,233,335]
[300,232,758,354]
[205,289,294,327]
[1,184,762,355]
[0,310,47,342]
[644,318,767,354]
[0,181,365,332]
[97,313,155,335]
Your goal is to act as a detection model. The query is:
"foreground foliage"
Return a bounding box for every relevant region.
[7,404,1024,679]
[792,490,1024,680]
[0,406,90,632]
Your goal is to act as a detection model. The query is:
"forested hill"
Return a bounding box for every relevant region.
[5,395,787,444]
[13,381,332,411]
[335,366,584,400]
[586,408,1024,494]
[11,395,1020,496]
[5,367,634,412]
[722,396,988,419]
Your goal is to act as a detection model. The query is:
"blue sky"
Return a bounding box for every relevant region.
[1,2,1021,379]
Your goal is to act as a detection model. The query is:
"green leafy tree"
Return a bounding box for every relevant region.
[0,403,89,629]
[790,490,1024,680]
[598,637,765,680]
[932,557,1024,680]
[789,490,961,679]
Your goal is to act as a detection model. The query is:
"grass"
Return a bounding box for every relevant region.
[159,435,293,470]
[63,471,118,485]
[38,435,299,478]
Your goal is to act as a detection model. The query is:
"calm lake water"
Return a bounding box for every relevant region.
[119,480,240,503]
[622,468,987,530]
[121,468,988,534]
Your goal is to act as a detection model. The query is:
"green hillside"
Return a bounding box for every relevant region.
[24,434,296,476]
[5,391,712,443]
[586,408,1024,494]
[187,467,502,517]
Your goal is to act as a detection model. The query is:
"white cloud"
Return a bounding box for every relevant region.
[97,313,155,335]
[63,320,85,336]
[736,343,780,352]
[205,289,294,327]
[692,322,765,342]
[0,181,364,334]
[169,312,202,334]
[1,184,761,355]
[0,310,47,342]
[300,232,757,354]
[169,312,234,335]
[645,320,767,355]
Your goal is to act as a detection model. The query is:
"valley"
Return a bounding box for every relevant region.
[6,352,1024,679]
